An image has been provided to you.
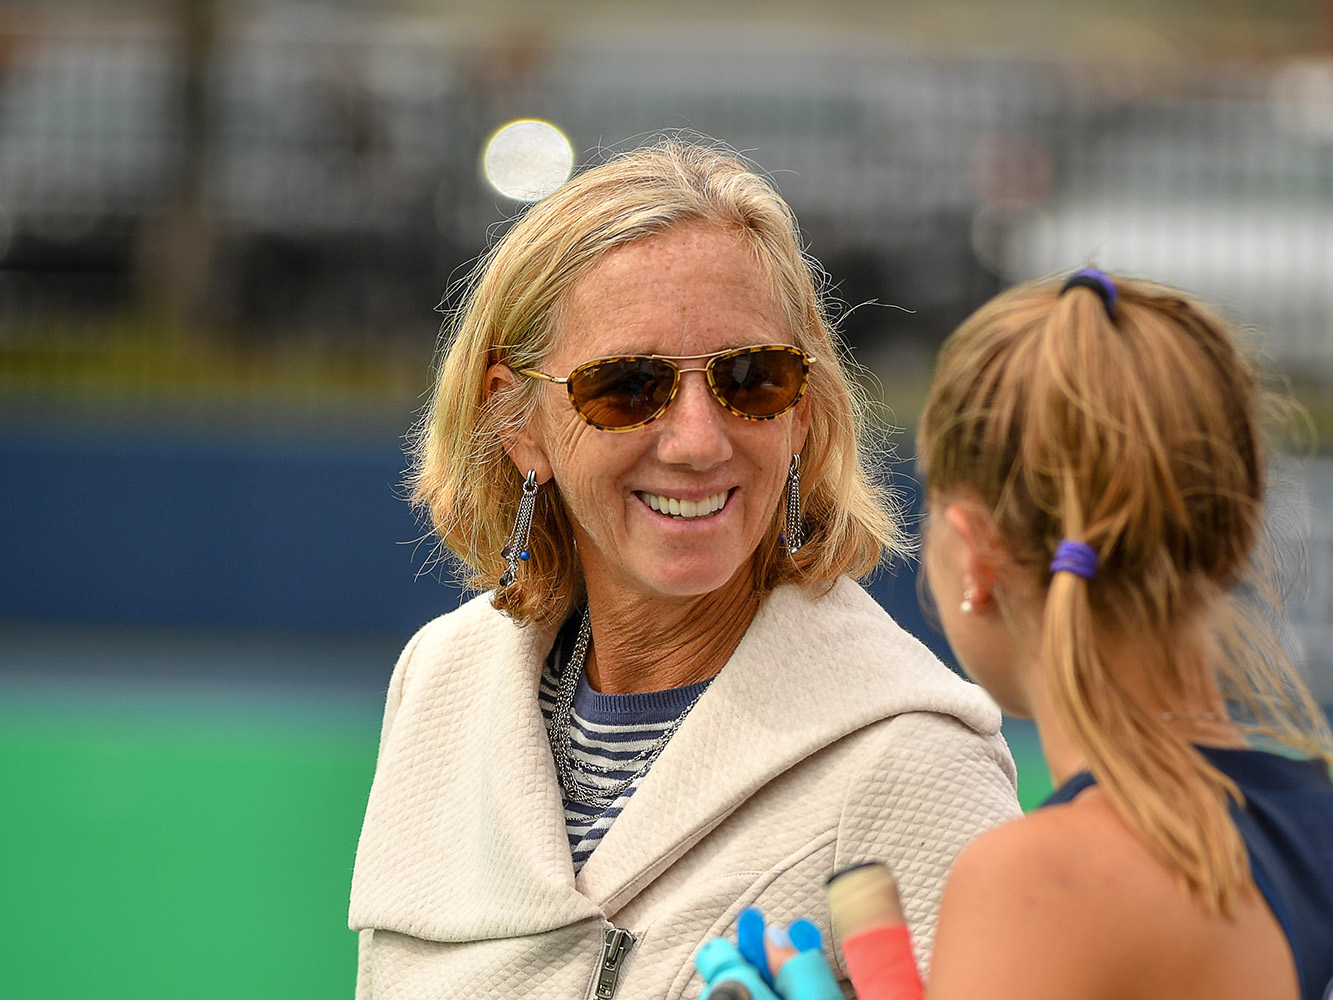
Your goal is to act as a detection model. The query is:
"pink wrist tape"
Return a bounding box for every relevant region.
[841,925,923,1000]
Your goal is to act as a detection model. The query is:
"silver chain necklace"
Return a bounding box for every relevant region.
[549,608,705,807]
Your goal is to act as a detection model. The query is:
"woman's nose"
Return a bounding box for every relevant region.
[655,372,733,468]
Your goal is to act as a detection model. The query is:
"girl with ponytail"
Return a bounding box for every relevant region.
[697,268,1333,1000]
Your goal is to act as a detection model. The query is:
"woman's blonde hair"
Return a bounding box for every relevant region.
[410,140,904,627]
[918,272,1333,916]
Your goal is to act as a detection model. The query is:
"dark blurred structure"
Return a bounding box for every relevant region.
[1,8,1331,371]
[1,7,1331,362]
[0,11,471,341]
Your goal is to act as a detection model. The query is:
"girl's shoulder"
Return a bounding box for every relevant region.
[945,785,1144,909]
[928,787,1300,1000]
[927,790,1176,997]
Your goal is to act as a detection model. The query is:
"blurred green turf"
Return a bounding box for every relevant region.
[0,691,377,1000]
[0,689,1050,1000]
[1001,717,1054,808]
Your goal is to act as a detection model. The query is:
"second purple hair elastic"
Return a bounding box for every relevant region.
[1060,267,1118,319]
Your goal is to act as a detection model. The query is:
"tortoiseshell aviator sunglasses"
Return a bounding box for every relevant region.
[517,344,815,432]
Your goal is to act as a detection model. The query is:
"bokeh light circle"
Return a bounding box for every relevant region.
[482,120,575,202]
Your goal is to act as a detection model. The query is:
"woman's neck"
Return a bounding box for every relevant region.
[1027,632,1244,787]
[581,572,763,694]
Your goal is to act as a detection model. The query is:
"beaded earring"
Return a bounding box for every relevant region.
[779,454,803,555]
[499,471,539,587]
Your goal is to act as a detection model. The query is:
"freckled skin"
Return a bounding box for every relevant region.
[500,221,811,692]
[521,222,810,607]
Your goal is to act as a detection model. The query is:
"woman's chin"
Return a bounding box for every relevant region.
[615,551,759,604]
[637,570,743,601]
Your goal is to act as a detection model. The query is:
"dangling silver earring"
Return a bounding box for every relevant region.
[779,454,803,555]
[499,470,539,587]
[959,589,975,615]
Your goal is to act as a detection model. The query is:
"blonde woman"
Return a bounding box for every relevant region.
[700,269,1333,1000]
[348,142,1020,999]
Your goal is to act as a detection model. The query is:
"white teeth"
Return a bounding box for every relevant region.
[641,490,728,519]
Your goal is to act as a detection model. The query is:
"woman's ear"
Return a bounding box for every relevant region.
[486,362,553,484]
[943,502,1003,614]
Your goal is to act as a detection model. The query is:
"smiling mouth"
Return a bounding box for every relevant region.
[637,489,731,520]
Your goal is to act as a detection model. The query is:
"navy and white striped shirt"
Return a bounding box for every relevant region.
[539,618,712,873]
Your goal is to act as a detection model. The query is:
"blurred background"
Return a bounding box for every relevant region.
[3,1,1333,996]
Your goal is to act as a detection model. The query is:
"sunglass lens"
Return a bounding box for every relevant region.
[569,357,677,429]
[711,348,807,418]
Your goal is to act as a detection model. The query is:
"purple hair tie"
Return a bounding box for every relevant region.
[1061,267,1118,319]
[1050,539,1098,581]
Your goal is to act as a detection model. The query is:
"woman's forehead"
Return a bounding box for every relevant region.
[544,224,794,364]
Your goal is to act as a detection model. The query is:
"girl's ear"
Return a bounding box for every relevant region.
[486,363,554,484]
[943,502,1003,613]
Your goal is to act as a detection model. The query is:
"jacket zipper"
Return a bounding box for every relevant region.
[592,925,635,999]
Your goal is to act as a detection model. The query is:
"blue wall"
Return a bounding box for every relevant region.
[0,430,949,661]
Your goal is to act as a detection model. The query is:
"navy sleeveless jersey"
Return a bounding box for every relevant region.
[1044,747,1333,1000]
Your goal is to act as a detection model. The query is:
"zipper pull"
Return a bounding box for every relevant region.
[593,926,635,999]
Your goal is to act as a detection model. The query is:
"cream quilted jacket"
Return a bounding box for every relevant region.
[349,577,1020,999]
